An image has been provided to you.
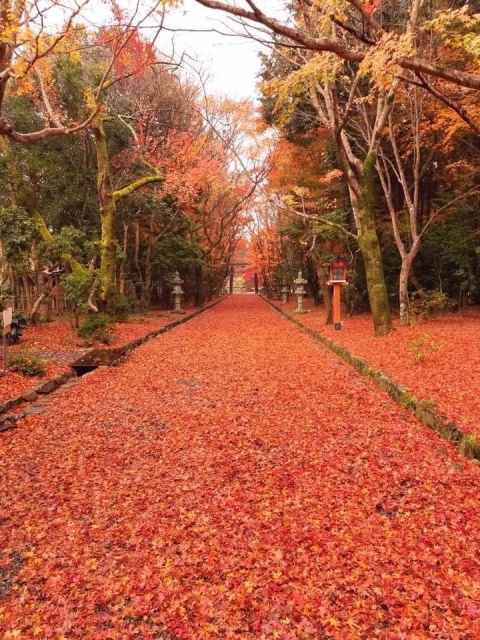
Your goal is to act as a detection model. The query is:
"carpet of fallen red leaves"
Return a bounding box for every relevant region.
[274,299,480,439]
[0,309,197,404]
[1,295,480,639]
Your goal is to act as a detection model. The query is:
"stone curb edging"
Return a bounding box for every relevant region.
[0,371,77,431]
[262,296,480,463]
[0,296,227,430]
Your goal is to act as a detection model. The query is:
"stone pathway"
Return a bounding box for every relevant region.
[1,295,480,639]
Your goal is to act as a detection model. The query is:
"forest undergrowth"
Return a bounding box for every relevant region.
[0,309,197,404]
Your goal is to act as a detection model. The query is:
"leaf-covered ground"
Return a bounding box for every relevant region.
[1,296,480,639]
[275,300,480,439]
[0,310,197,404]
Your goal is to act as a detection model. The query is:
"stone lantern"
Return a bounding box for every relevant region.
[294,270,307,313]
[281,278,290,304]
[171,271,185,314]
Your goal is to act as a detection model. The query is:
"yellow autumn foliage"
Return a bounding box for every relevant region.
[264,53,344,127]
[359,32,414,87]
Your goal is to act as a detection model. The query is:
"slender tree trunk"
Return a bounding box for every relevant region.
[32,240,44,291]
[398,244,421,327]
[399,261,410,327]
[133,221,144,305]
[144,230,153,309]
[119,222,128,295]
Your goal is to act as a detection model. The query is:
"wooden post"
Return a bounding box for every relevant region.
[2,333,6,375]
[333,284,342,330]
[2,307,12,375]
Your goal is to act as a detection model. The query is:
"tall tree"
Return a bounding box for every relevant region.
[0,0,174,142]
[194,0,480,334]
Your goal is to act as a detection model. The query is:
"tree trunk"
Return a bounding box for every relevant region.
[31,282,52,325]
[133,221,144,305]
[119,222,128,295]
[144,230,153,309]
[22,276,33,312]
[399,261,410,327]
[357,155,393,337]
[93,114,117,315]
[310,249,333,325]
[399,244,421,327]
[194,264,205,306]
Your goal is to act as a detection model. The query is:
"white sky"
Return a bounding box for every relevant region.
[159,0,285,100]
[55,0,285,101]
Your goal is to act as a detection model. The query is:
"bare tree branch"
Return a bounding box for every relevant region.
[194,0,480,90]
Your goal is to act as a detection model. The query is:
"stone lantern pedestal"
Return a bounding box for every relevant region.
[281,278,290,304]
[294,270,307,313]
[171,271,185,314]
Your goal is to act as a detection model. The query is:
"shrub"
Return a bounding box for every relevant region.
[409,333,445,363]
[62,270,96,329]
[78,313,114,345]
[114,292,131,322]
[8,352,46,376]
[4,312,29,345]
[410,289,454,319]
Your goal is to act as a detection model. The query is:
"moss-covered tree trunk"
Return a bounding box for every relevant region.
[92,114,117,314]
[92,113,164,315]
[356,154,393,337]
